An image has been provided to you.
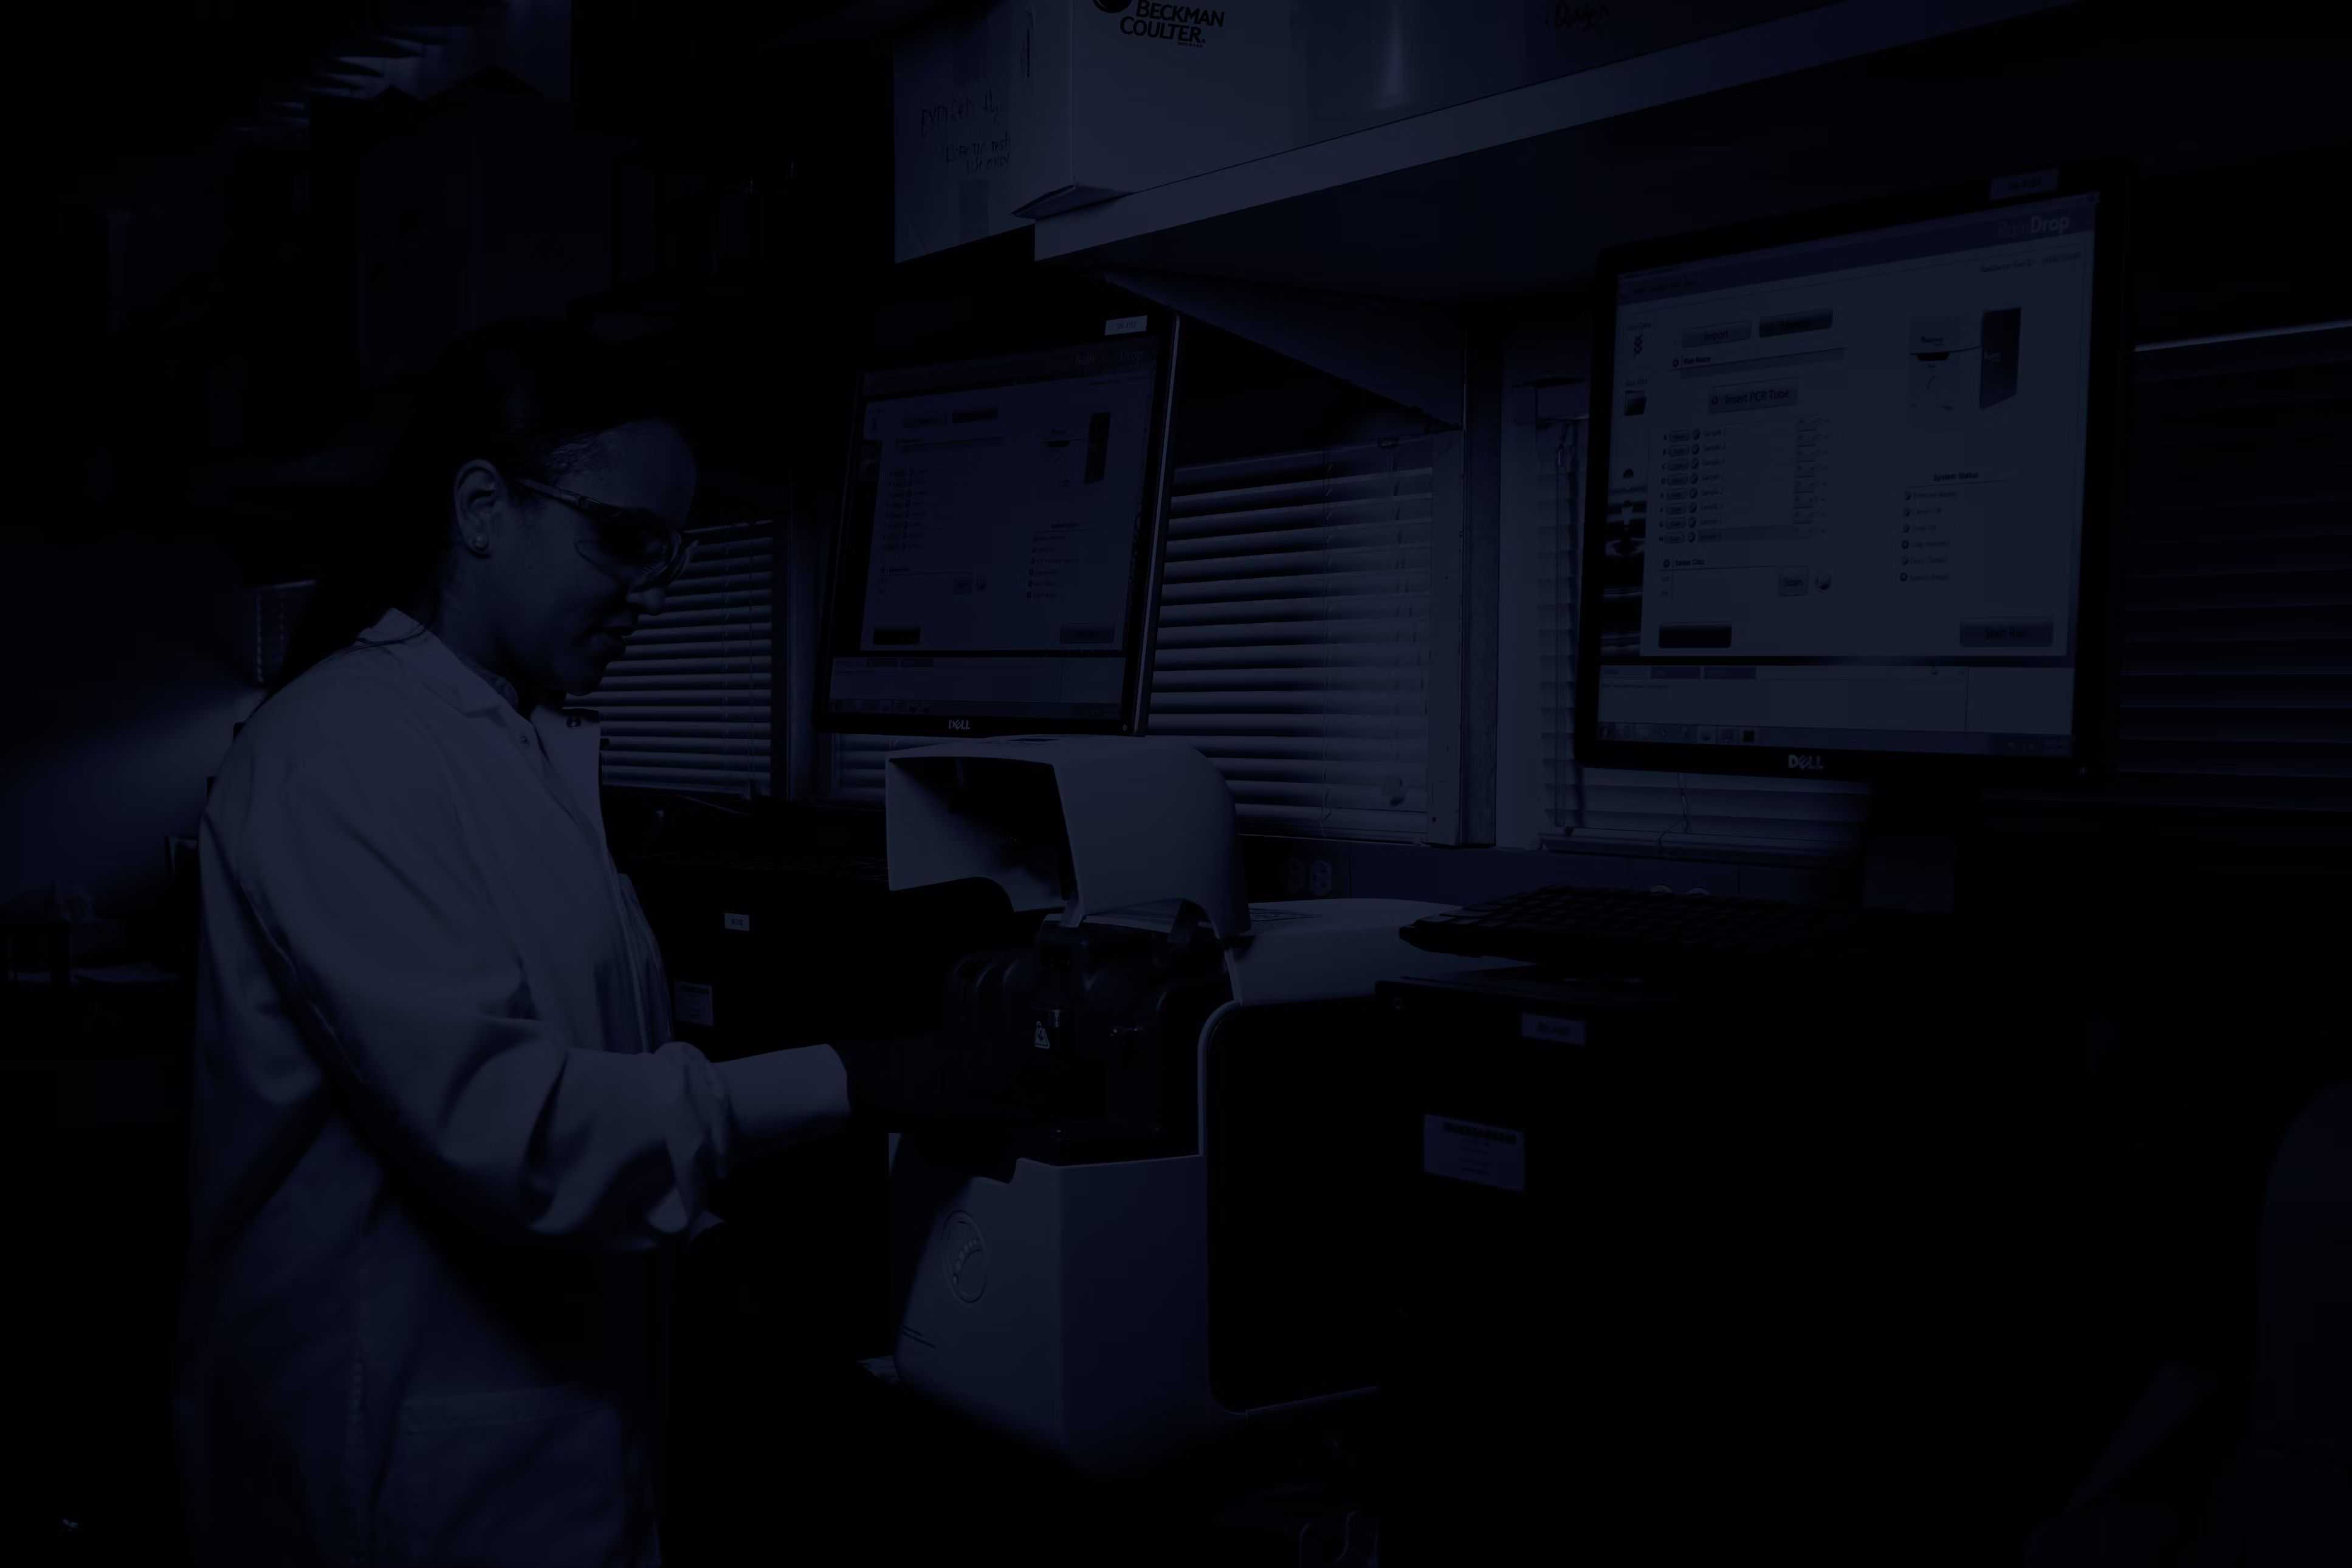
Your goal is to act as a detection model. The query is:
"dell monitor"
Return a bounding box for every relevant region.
[1577,165,2130,905]
[817,309,1184,739]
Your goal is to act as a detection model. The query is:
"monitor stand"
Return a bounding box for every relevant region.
[1859,775,1982,916]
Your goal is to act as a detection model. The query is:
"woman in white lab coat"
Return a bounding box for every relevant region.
[173,320,986,1567]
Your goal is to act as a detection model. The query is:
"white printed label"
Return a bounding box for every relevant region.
[673,982,715,1028]
[723,912,751,933]
[1105,315,1149,336]
[1423,1115,1526,1194]
[1991,169,2059,200]
[1520,1013,1587,1045]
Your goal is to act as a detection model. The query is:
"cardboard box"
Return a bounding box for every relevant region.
[1289,0,1837,146]
[1012,0,1294,219]
[893,2,1026,261]
[967,1,1832,227]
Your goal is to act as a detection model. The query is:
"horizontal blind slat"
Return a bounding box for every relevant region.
[1163,548,1429,586]
[1147,438,1436,842]
[1221,802,1428,840]
[1147,639,1420,662]
[614,630,776,653]
[1169,483,1434,527]
[1159,594,1427,626]
[616,607,768,633]
[603,738,774,758]
[604,729,774,746]
[1212,758,1430,783]
[826,734,933,805]
[603,768,760,794]
[1148,714,1431,737]
[1161,574,1429,606]
[1164,515,1434,557]
[583,695,769,712]
[1170,438,1437,490]
[1151,698,1428,718]
[1143,736,1429,761]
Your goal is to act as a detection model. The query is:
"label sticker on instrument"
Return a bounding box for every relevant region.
[1520,1013,1587,1045]
[1105,315,1149,336]
[1990,168,2059,201]
[673,982,715,1028]
[1423,1115,1525,1194]
[723,912,751,932]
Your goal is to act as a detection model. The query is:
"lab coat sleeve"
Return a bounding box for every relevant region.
[718,1046,852,1151]
[218,728,837,1251]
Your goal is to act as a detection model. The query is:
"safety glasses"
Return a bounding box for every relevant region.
[512,475,694,591]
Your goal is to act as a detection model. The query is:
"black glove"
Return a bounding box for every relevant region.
[833,1033,1037,1131]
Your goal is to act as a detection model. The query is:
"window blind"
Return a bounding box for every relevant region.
[1147,438,1437,843]
[826,731,930,806]
[582,520,774,797]
[822,437,1443,841]
[1536,415,1869,856]
[2103,322,2351,825]
[239,579,318,689]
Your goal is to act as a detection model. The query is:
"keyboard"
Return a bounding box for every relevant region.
[1402,883,1899,977]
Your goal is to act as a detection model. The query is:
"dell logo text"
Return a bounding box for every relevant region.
[947,718,971,732]
[1787,753,1826,772]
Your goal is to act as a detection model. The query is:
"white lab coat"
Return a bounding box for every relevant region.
[174,608,849,1567]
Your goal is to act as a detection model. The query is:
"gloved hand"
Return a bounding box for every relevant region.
[831,1032,1039,1131]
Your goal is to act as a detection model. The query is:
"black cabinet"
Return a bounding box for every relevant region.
[1370,966,2083,1562]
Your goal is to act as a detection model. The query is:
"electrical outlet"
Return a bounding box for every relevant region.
[1282,854,1308,898]
[1308,858,1335,897]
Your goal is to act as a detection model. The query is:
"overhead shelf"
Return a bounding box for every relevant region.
[1033,0,2351,306]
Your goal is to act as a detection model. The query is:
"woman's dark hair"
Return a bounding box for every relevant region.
[270,317,686,696]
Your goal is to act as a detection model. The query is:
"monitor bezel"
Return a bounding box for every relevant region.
[1574,160,2134,792]
[815,308,1183,741]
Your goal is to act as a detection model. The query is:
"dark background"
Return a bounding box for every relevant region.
[8,2,2348,1564]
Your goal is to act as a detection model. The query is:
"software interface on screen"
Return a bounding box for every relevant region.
[1595,191,2101,758]
[827,339,1163,723]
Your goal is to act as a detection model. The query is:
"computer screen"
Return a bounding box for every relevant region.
[1578,166,2127,785]
[817,316,1181,737]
